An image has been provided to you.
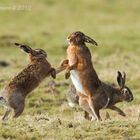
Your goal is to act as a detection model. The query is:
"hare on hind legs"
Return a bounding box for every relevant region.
[0,43,56,120]
[60,31,101,121]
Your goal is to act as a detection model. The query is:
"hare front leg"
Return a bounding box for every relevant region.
[65,53,78,79]
[65,67,72,79]
[50,68,56,79]
[65,63,77,79]
[55,59,69,74]
[60,59,69,67]
[109,106,126,116]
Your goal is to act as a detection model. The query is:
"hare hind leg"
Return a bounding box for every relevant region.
[9,92,25,118]
[79,95,98,121]
[2,107,12,121]
[13,102,25,118]
[88,98,101,122]
[0,97,12,120]
[84,111,92,120]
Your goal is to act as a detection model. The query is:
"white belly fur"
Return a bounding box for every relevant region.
[70,70,84,93]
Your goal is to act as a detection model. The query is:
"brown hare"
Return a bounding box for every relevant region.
[67,71,133,120]
[60,31,133,121]
[60,31,102,121]
[68,71,133,121]
[0,43,56,120]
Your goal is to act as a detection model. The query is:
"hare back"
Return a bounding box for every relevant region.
[7,62,52,95]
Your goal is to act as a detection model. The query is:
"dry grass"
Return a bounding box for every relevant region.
[0,0,140,139]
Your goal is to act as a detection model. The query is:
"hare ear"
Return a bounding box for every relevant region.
[122,72,126,84]
[117,71,125,88]
[84,35,98,46]
[14,43,33,54]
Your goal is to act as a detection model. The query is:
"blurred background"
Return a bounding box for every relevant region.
[0,0,139,139]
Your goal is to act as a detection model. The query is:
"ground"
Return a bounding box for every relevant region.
[0,0,140,139]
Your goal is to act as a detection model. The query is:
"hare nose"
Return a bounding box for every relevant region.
[130,96,133,101]
[128,96,133,102]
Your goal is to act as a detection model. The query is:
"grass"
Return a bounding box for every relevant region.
[0,0,140,139]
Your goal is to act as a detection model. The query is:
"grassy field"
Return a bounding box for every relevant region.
[0,0,140,139]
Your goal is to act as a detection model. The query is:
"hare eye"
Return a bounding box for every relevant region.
[123,88,129,95]
[124,90,128,94]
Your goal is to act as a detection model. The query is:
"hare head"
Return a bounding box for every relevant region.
[14,43,47,60]
[117,71,133,102]
[67,31,98,46]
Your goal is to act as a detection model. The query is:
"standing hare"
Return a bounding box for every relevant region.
[60,31,133,121]
[0,43,56,120]
[60,31,102,121]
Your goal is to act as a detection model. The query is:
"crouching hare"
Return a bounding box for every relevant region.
[69,71,133,121]
[0,43,56,120]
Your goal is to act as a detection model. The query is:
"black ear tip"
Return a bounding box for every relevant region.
[118,71,121,75]
[117,71,123,79]
[95,42,98,46]
[15,43,20,46]
[122,71,126,79]
[123,71,126,75]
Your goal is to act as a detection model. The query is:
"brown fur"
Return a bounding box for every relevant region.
[0,43,56,120]
[78,72,133,121]
[67,73,133,121]
[66,43,101,91]
[60,32,133,121]
[61,31,101,93]
[60,31,101,120]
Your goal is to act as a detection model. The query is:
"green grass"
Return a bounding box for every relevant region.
[0,0,140,139]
